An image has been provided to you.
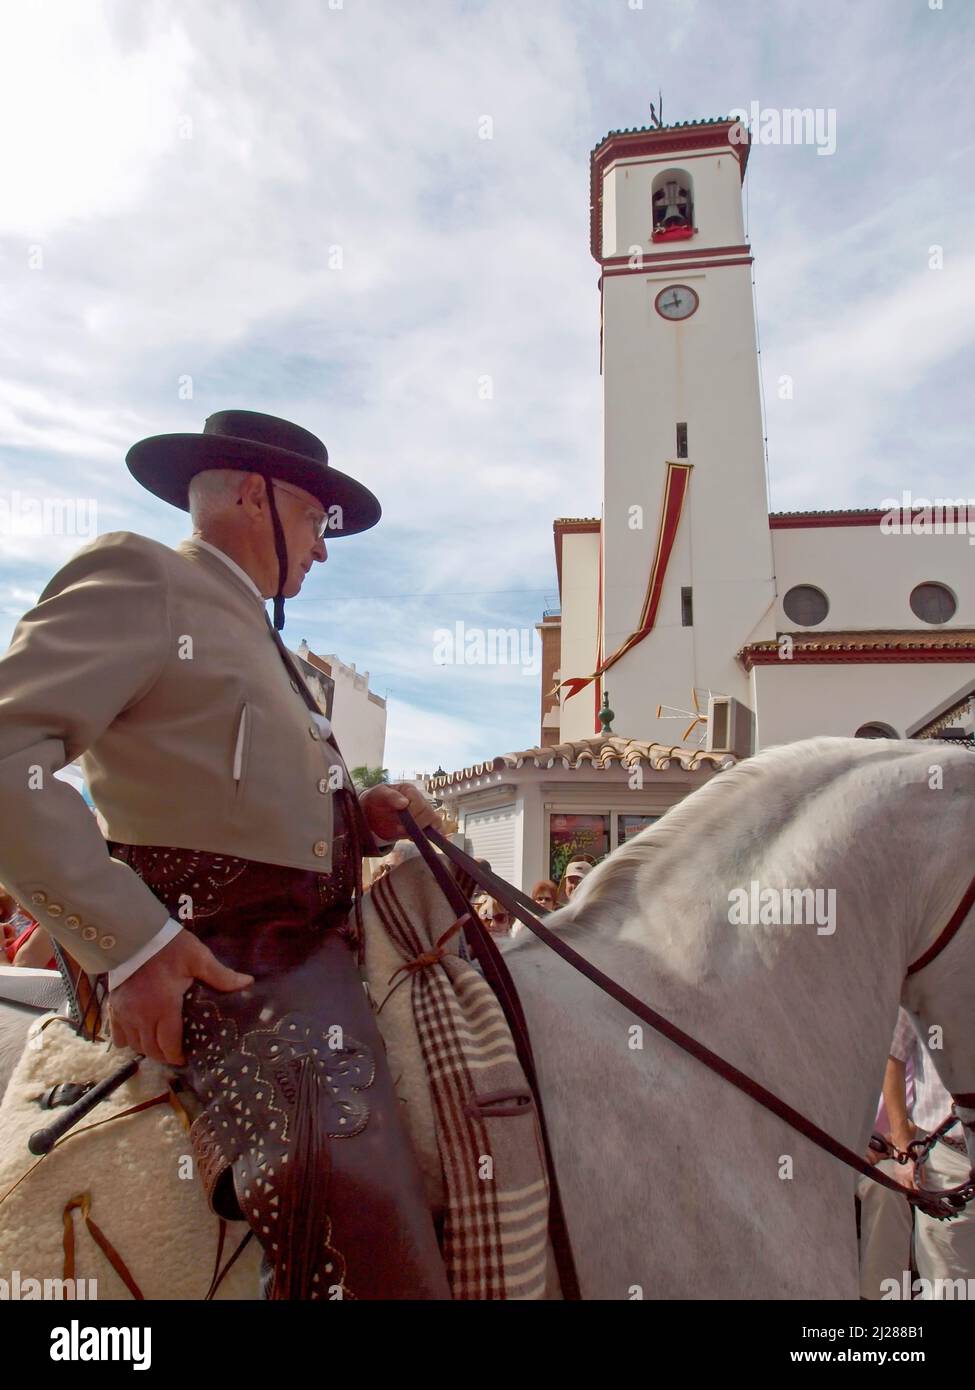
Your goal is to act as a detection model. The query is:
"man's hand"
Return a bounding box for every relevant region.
[109,929,253,1067]
[359,781,439,845]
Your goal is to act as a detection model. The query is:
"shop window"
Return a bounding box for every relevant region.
[618,814,660,845]
[549,813,609,882]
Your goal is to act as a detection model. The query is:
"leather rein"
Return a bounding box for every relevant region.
[399,814,975,1228]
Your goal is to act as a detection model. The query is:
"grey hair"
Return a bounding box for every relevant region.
[187,468,248,527]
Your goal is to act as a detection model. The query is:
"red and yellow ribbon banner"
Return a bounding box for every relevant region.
[555,461,693,710]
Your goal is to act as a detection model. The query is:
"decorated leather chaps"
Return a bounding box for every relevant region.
[109,841,450,1300]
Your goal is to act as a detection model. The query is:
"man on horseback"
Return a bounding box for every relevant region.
[0,410,450,1298]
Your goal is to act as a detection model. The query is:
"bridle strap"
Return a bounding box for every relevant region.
[265,481,289,631]
[907,869,975,975]
[416,824,975,1220]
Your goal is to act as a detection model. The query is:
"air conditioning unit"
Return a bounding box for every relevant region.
[707,695,753,758]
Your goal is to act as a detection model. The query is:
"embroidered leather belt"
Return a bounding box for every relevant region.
[107,840,357,973]
[108,840,450,1299]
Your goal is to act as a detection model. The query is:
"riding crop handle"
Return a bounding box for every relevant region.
[28,1056,141,1155]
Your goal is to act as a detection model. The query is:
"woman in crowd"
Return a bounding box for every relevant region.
[531,880,558,913]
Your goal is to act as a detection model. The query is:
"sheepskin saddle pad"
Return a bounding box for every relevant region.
[0,1015,262,1300]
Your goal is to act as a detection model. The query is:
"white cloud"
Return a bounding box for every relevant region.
[1,0,972,771]
[0,1,195,237]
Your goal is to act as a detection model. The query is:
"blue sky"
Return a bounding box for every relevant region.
[2,0,973,777]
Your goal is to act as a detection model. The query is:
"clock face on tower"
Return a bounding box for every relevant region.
[654,284,699,321]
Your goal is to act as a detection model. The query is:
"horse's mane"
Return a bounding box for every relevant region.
[570,736,923,920]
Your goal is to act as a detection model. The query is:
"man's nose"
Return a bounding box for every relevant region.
[312,538,328,563]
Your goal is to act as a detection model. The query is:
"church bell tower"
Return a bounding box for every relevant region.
[566,117,776,747]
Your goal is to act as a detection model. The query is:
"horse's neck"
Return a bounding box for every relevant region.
[565,743,962,1147]
[516,741,975,1297]
[582,886,900,1152]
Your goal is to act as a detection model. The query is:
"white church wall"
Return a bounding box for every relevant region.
[559,530,602,743]
[771,526,973,631]
[599,254,776,740]
[558,119,975,764]
[750,661,975,746]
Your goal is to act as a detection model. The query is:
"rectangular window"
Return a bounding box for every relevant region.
[617,814,660,846]
[548,813,609,883]
[676,422,688,458]
[681,587,693,627]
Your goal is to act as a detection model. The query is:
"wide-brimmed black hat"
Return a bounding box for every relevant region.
[126,409,381,535]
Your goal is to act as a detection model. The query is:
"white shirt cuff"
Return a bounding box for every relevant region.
[107,918,183,990]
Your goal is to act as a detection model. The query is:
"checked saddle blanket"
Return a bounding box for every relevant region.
[360,856,553,1300]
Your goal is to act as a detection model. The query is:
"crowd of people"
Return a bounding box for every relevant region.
[474,859,594,939]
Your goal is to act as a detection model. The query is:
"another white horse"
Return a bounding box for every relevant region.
[504,736,975,1299]
[1,736,973,1299]
[0,1000,34,1098]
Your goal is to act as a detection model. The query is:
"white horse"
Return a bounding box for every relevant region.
[1,736,972,1299]
[0,999,35,1098]
[503,735,975,1299]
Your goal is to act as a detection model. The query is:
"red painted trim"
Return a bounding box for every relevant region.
[604,256,753,278]
[560,463,693,701]
[652,225,695,243]
[591,122,749,263]
[653,284,700,321]
[741,646,975,670]
[603,244,751,268]
[769,510,889,529]
[604,150,749,175]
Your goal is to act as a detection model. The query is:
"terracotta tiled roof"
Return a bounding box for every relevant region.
[770,508,881,518]
[591,117,735,155]
[425,735,735,790]
[740,630,975,670]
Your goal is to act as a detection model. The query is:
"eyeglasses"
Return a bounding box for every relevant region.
[272,480,329,541]
[534,895,555,905]
[490,913,511,926]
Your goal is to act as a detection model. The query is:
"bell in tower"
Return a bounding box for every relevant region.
[652,173,693,242]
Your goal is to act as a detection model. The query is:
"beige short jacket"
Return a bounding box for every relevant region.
[0,531,366,975]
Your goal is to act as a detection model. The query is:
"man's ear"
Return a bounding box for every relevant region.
[238,472,269,514]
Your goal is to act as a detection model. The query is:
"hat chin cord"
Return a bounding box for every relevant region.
[266,480,290,631]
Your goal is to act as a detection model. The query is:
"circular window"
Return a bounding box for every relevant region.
[910,582,956,625]
[855,722,897,739]
[782,584,829,626]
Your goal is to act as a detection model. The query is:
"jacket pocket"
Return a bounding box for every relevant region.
[232,702,250,800]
